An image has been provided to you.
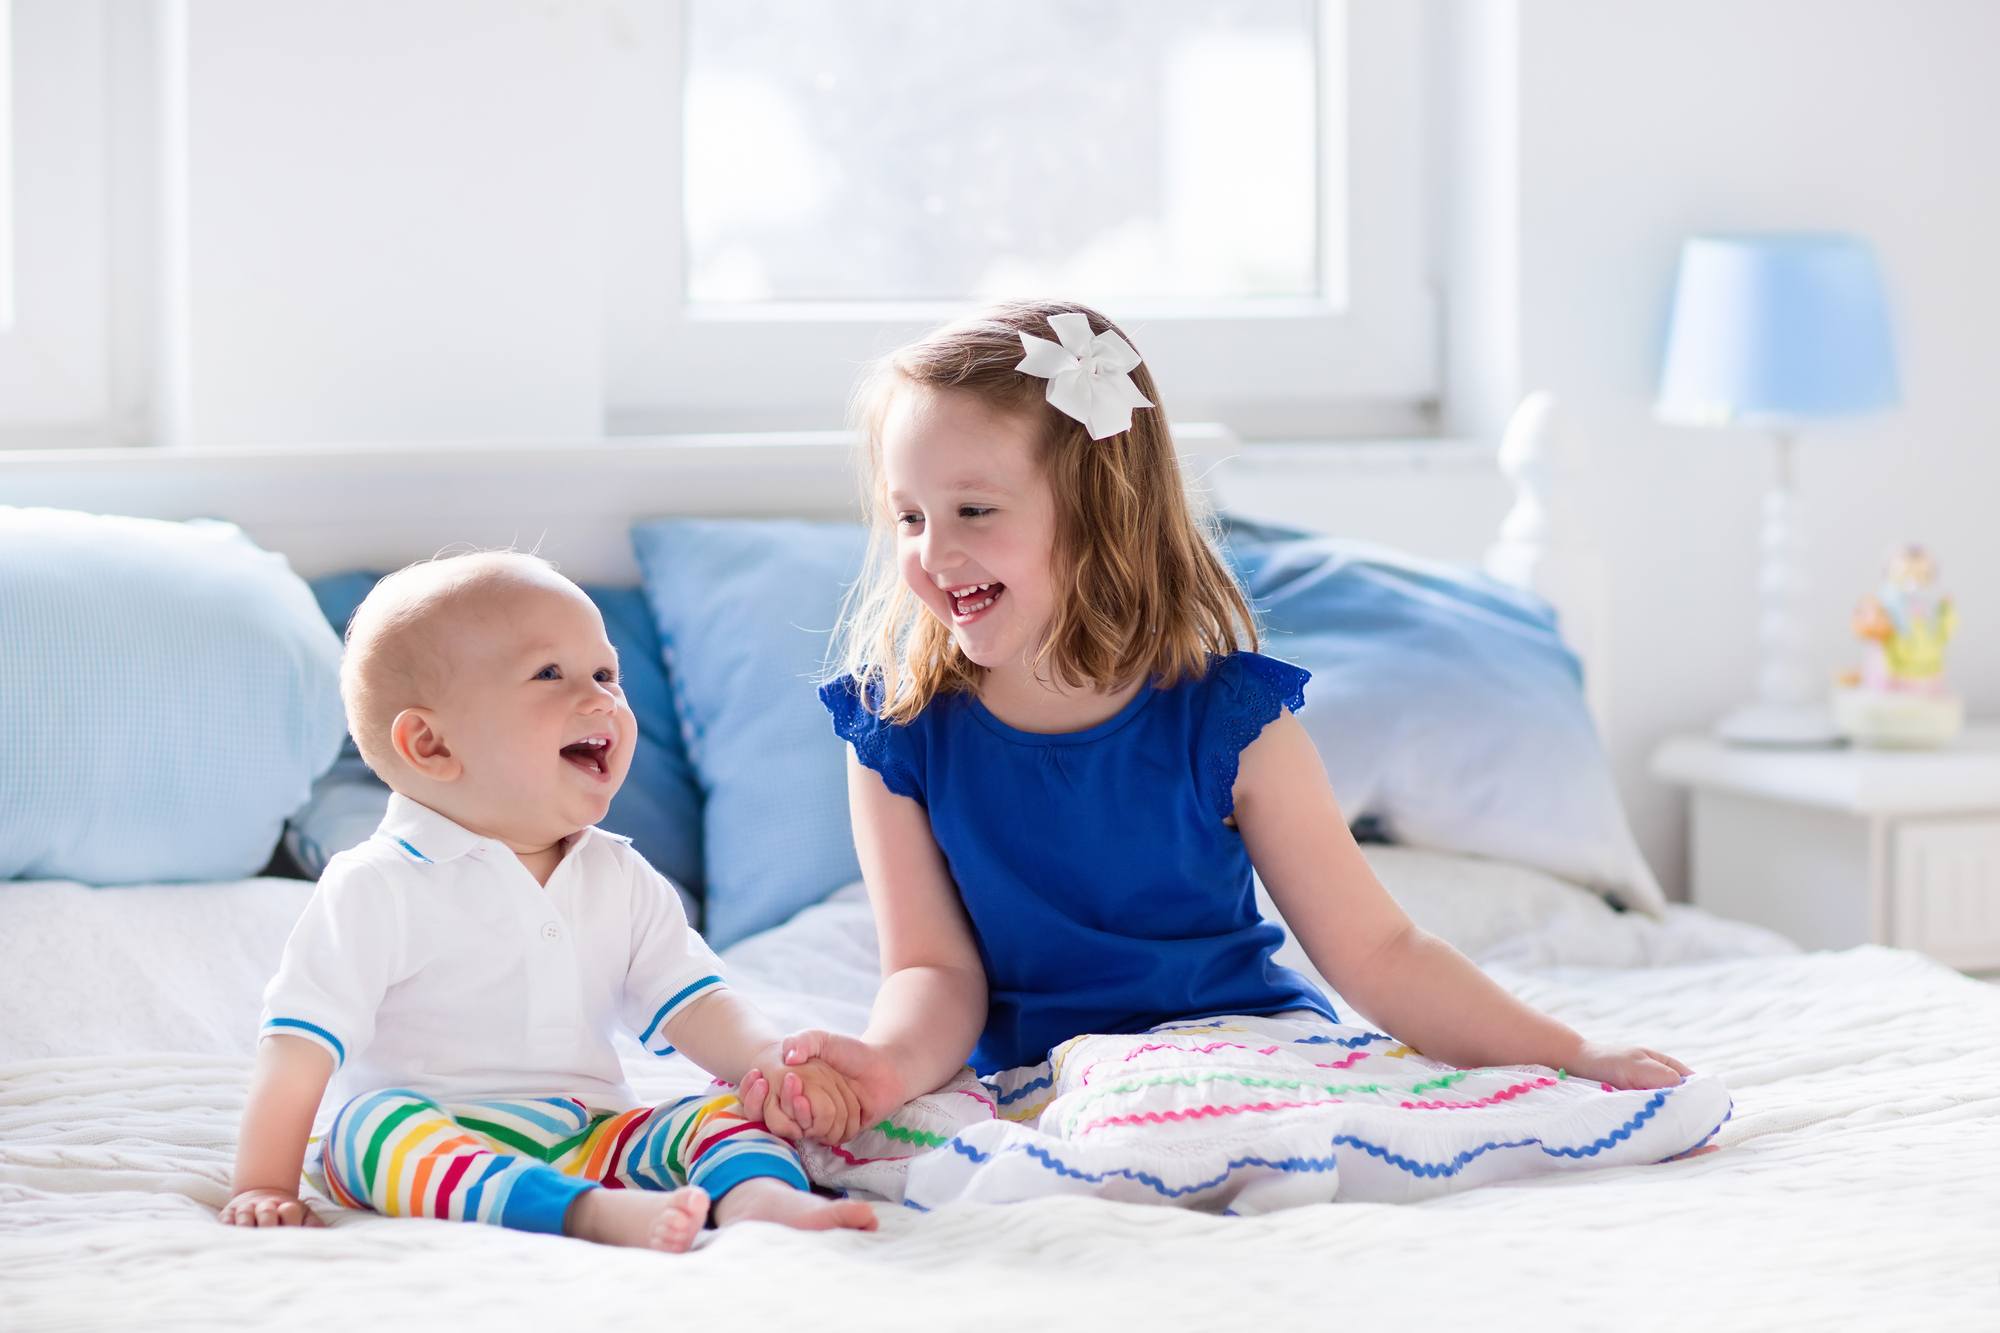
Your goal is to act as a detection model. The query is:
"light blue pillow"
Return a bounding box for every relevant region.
[1220,514,1666,916]
[0,507,346,884]
[630,519,867,948]
[287,573,706,920]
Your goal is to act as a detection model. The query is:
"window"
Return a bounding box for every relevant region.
[684,1,1318,306]
[604,0,1436,437]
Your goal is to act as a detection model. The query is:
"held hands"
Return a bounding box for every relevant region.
[1565,1041,1693,1091]
[740,1031,906,1145]
[219,1187,323,1228]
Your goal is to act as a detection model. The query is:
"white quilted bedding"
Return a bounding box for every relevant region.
[2,866,1996,1331]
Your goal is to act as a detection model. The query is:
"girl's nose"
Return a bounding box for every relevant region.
[920,526,960,573]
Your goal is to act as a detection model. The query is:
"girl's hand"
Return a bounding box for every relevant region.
[1566,1041,1692,1091]
[740,1031,908,1142]
[219,1187,323,1227]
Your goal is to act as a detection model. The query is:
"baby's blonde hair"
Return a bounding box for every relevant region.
[339,549,564,777]
[826,298,1257,724]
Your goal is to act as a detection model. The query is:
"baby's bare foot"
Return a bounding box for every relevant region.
[565,1185,709,1252]
[711,1178,877,1234]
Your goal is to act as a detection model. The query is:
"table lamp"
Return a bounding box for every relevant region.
[1656,232,1900,746]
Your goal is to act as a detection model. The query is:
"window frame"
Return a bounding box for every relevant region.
[602,0,1436,438]
[0,0,111,434]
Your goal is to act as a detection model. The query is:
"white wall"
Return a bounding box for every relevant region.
[161,0,602,446]
[1510,0,2000,893]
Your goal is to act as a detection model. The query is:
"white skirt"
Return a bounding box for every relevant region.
[804,1012,1732,1214]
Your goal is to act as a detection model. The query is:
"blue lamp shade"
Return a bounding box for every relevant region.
[1656,233,1900,426]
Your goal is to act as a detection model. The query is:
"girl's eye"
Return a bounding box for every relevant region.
[534,664,561,681]
[897,507,991,527]
[594,669,617,684]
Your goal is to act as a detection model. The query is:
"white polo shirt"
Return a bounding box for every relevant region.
[260,793,725,1125]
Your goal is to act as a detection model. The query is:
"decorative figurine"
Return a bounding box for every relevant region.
[1832,543,1963,747]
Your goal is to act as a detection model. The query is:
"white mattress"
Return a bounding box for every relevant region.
[2,864,1996,1330]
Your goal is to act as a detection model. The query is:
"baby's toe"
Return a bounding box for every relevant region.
[831,1199,878,1231]
[648,1188,709,1254]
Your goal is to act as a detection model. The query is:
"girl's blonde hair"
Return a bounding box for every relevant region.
[826,298,1257,724]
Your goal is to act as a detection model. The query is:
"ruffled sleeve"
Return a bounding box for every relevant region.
[1195,652,1311,822]
[817,674,925,805]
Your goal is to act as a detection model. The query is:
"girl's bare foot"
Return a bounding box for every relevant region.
[710,1178,877,1233]
[565,1185,710,1252]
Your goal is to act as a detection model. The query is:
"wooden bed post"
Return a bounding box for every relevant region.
[1484,392,1611,728]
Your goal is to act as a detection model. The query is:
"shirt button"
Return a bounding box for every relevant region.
[541,922,560,941]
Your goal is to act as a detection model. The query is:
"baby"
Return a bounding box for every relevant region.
[221,551,875,1250]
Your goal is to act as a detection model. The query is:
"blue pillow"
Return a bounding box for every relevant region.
[0,507,346,884]
[1219,514,1666,916]
[291,573,705,914]
[630,519,868,948]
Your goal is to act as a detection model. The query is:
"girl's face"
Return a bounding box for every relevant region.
[881,385,1057,680]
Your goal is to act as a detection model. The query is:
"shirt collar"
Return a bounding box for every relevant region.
[375,791,631,866]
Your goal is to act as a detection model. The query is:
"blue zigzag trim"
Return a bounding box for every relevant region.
[1291,1031,1390,1049]
[912,1086,1685,1204]
[994,1074,1053,1105]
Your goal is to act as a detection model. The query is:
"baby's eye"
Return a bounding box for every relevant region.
[594,668,617,684]
[533,664,561,681]
[896,513,922,528]
[960,507,993,519]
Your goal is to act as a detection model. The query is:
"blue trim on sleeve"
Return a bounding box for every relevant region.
[639,975,724,1046]
[262,1017,346,1067]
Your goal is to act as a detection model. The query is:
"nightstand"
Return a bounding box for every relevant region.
[1651,727,2000,972]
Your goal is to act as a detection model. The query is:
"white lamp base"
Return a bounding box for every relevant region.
[1715,430,1843,750]
[1716,701,1845,748]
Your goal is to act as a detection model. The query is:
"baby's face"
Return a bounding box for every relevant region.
[431,577,637,849]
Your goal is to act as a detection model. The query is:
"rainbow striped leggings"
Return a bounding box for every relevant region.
[307,1087,810,1235]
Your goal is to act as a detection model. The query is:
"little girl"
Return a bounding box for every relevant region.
[743,300,1729,1212]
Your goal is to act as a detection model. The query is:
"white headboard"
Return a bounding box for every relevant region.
[0,405,1599,705]
[0,424,1242,584]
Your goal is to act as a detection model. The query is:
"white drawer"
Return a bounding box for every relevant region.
[1892,815,2000,971]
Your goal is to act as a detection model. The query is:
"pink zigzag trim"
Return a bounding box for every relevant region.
[1080,1040,1284,1087]
[1076,1096,1349,1137]
[1313,1051,1371,1071]
[955,1087,998,1114]
[1400,1076,1557,1110]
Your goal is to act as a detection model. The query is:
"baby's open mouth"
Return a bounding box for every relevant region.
[560,736,612,777]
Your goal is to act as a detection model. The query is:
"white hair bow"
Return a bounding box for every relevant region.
[1014,312,1155,440]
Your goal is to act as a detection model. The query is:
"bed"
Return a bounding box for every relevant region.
[2,421,1996,1330]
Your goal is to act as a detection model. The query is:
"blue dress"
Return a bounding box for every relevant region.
[817,651,1337,1075]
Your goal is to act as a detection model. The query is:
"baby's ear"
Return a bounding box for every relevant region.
[390,707,462,782]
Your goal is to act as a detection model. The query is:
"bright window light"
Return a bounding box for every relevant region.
[683,0,1319,307]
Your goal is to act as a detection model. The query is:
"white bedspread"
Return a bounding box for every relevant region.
[2,879,1996,1330]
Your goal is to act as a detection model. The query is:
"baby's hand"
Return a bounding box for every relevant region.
[1567,1041,1692,1091]
[784,1058,865,1145]
[741,1030,906,1144]
[739,1050,860,1143]
[219,1187,323,1228]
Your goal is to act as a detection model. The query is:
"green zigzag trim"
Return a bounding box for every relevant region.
[1059,1068,1474,1133]
[872,1120,951,1147]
